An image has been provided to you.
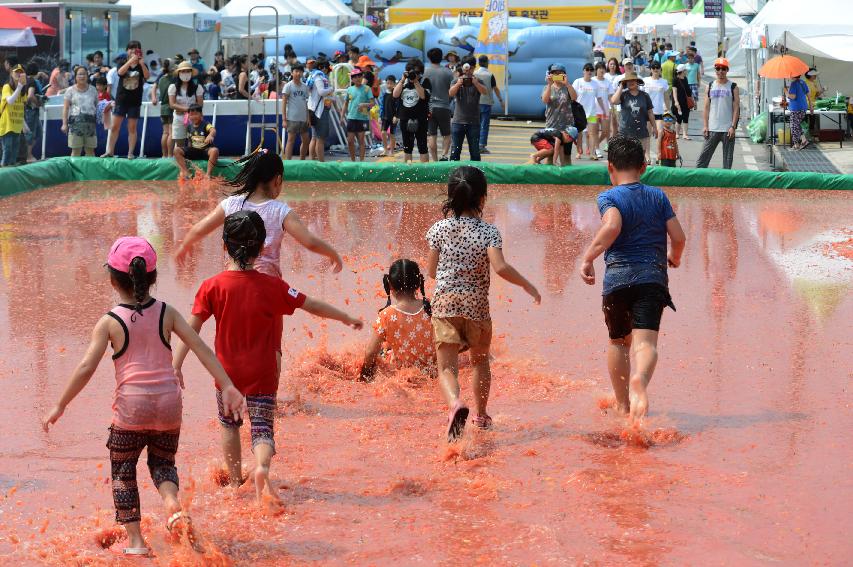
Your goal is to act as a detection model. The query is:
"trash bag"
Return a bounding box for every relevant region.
[748,111,767,143]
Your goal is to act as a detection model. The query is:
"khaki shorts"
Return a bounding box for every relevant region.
[68,133,97,149]
[432,317,492,350]
[172,114,187,140]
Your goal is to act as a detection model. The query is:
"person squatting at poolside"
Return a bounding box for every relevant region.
[42,237,246,557]
[527,126,579,165]
[174,103,219,179]
[173,211,361,501]
[579,135,686,425]
[427,166,540,442]
[360,259,436,382]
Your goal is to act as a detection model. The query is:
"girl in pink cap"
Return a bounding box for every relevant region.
[42,236,246,558]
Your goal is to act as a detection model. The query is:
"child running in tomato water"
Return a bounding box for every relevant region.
[360,259,435,382]
[174,149,343,278]
[42,237,246,558]
[173,211,362,502]
[579,135,686,425]
[426,166,541,442]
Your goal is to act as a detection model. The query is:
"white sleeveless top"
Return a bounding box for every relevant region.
[220,195,292,278]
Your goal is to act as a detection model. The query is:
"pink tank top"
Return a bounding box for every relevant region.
[107,299,182,431]
[221,195,292,278]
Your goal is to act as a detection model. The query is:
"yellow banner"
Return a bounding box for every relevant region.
[601,0,626,62]
[476,0,509,113]
[388,5,613,26]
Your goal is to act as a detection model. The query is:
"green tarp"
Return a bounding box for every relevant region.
[0,157,852,198]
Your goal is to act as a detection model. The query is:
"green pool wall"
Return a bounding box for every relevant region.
[1,157,852,198]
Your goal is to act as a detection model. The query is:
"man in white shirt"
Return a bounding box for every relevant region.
[306,58,335,162]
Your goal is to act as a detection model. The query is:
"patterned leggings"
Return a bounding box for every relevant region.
[107,426,180,524]
[790,110,807,145]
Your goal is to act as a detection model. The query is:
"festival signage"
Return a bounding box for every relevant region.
[601,0,626,62]
[475,0,509,114]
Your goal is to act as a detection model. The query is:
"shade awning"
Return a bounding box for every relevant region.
[784,32,853,63]
[0,6,57,36]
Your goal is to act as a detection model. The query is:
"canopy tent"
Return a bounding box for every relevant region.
[626,0,689,37]
[0,6,57,37]
[285,0,359,28]
[674,1,746,79]
[741,0,853,117]
[219,0,321,37]
[117,0,220,65]
[729,0,758,16]
[0,28,36,48]
[387,0,614,27]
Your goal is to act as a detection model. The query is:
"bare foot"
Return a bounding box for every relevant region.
[628,376,649,425]
[254,466,278,503]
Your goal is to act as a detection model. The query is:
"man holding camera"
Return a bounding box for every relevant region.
[541,63,578,166]
[392,60,431,163]
[448,58,487,161]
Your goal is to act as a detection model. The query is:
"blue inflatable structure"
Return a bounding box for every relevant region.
[264,17,591,115]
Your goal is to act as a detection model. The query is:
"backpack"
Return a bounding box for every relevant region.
[571,100,587,132]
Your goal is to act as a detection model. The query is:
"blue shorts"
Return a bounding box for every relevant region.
[216,390,276,454]
[113,104,141,119]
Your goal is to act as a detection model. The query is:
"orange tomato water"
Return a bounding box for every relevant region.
[0,181,850,565]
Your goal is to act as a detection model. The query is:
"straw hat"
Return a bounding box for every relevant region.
[620,71,644,86]
[173,60,199,77]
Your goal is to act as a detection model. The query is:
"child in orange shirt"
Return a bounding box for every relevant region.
[658,111,680,167]
[360,259,435,381]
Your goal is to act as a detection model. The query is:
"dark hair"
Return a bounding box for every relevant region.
[583,62,594,72]
[478,54,489,66]
[127,40,141,50]
[188,103,203,113]
[348,46,360,55]
[426,47,443,64]
[26,62,38,76]
[108,258,157,316]
[223,211,266,270]
[594,61,606,71]
[95,76,108,86]
[606,57,620,71]
[85,53,94,63]
[291,63,304,72]
[6,55,19,68]
[442,166,487,218]
[316,57,331,71]
[386,74,396,82]
[94,50,104,58]
[382,259,431,316]
[226,149,283,203]
[607,134,645,171]
[649,60,661,69]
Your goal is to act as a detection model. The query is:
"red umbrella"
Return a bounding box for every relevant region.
[0,6,57,37]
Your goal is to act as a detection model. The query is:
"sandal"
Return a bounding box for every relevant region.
[447,401,469,443]
[166,511,197,547]
[799,139,810,150]
[122,547,150,557]
[472,414,493,430]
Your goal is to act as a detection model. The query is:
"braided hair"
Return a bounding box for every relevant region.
[108,257,157,318]
[223,210,266,270]
[381,259,431,316]
[225,148,284,206]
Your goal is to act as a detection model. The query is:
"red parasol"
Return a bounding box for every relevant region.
[0,6,57,37]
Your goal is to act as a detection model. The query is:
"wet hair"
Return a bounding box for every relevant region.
[108,258,157,316]
[442,166,488,218]
[607,134,645,171]
[426,47,443,64]
[226,148,283,204]
[382,259,431,316]
[223,211,266,270]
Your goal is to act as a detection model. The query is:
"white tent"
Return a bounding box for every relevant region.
[286,0,358,29]
[742,0,853,48]
[118,0,221,64]
[675,12,748,79]
[219,0,319,38]
[728,0,757,16]
[0,28,36,48]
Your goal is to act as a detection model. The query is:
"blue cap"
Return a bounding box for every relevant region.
[114,52,128,63]
[666,50,678,58]
[564,126,579,141]
[548,63,566,73]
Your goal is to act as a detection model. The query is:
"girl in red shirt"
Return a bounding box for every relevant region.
[173,211,362,504]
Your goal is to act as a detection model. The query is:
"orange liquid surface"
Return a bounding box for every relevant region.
[0,181,851,565]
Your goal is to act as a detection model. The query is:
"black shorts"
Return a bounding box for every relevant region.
[113,104,141,119]
[346,119,369,133]
[654,114,663,121]
[602,283,674,340]
[161,114,173,125]
[659,158,676,167]
[428,107,451,136]
[183,146,214,161]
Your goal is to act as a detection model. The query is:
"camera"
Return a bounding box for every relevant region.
[406,70,418,81]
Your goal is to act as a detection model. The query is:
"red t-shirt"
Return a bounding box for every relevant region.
[192,270,306,395]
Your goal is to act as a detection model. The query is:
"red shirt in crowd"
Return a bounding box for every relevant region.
[192,270,307,395]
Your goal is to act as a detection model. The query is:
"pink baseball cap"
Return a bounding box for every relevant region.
[107,237,157,272]
[349,67,363,76]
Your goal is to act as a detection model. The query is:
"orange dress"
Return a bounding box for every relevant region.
[373,305,436,372]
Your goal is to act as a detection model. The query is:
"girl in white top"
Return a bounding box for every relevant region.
[593,61,614,148]
[604,57,622,144]
[174,149,343,278]
[168,62,204,146]
[571,63,601,160]
[642,61,670,158]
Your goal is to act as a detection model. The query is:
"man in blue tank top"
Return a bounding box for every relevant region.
[579,134,686,425]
